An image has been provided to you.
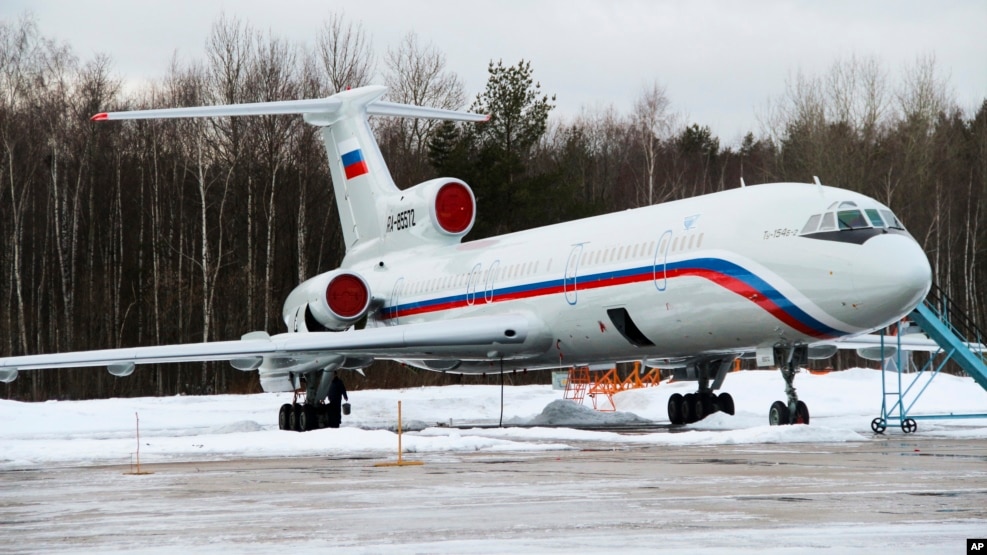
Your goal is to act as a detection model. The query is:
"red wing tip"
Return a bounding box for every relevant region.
[482,114,491,122]
[91,112,109,121]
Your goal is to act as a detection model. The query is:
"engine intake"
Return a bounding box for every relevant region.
[284,270,371,332]
[382,178,476,244]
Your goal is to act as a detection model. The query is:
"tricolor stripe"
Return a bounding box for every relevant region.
[380,257,849,340]
[339,138,369,180]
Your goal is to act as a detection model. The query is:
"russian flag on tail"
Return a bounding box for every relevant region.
[339,138,370,180]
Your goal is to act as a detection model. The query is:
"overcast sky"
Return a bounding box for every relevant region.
[3,0,985,145]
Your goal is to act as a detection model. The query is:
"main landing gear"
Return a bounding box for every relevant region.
[276,367,341,432]
[278,400,333,432]
[768,345,810,426]
[667,359,736,425]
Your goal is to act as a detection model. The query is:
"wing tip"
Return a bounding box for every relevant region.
[91,112,109,121]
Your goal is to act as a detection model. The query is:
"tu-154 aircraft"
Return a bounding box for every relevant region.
[0,85,932,430]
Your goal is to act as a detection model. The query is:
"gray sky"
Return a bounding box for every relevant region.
[4,0,986,145]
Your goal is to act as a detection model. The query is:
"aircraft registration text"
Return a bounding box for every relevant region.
[387,209,416,233]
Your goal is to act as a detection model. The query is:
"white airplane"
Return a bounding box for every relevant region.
[0,85,932,430]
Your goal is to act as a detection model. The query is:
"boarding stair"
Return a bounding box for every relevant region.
[873,283,987,434]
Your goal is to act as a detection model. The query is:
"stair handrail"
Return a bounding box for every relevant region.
[925,283,986,363]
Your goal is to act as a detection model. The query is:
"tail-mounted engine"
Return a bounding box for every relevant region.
[382,178,476,244]
[283,270,371,332]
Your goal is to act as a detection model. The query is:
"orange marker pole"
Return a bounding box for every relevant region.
[397,401,403,465]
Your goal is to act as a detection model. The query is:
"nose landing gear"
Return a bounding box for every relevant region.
[769,345,810,426]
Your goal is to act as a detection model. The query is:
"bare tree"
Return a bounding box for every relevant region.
[630,81,673,206]
[382,32,465,183]
[245,33,301,330]
[314,12,375,94]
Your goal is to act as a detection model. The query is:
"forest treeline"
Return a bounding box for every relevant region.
[2,14,985,400]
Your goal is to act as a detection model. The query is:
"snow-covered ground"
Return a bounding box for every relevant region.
[2,368,986,469]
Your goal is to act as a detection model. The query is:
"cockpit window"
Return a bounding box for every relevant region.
[837,209,869,230]
[865,209,885,228]
[800,201,908,239]
[801,214,821,234]
[880,209,904,230]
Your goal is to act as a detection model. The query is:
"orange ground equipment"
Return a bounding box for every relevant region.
[563,362,661,411]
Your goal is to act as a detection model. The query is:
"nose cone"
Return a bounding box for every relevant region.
[852,234,932,328]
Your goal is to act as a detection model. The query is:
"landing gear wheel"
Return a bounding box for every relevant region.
[278,403,292,431]
[697,394,714,421]
[692,398,704,422]
[769,400,790,426]
[716,392,735,416]
[682,393,697,424]
[870,418,887,434]
[300,405,316,431]
[792,400,810,425]
[290,404,302,432]
[668,393,685,425]
[319,405,330,429]
[901,418,918,434]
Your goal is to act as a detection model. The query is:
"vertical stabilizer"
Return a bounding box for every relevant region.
[305,86,398,249]
[89,85,487,254]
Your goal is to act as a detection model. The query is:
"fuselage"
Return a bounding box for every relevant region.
[301,182,931,373]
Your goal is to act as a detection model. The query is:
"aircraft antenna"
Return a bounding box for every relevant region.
[813,176,822,188]
[740,177,746,188]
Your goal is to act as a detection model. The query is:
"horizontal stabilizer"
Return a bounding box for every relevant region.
[92,87,488,125]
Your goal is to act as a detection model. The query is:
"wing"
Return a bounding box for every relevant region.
[0,313,545,384]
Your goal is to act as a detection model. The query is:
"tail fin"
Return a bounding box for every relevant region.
[92,85,487,251]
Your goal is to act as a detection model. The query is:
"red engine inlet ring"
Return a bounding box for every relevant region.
[326,273,369,319]
[434,182,474,234]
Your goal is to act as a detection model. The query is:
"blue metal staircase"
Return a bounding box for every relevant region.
[872,284,987,434]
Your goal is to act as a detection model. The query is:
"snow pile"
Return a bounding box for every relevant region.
[527,398,653,426]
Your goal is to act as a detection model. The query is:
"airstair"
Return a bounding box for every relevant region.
[872,283,987,434]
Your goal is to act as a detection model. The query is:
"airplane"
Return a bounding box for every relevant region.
[0,85,932,431]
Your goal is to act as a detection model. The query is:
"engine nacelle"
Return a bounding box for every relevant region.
[382,178,476,243]
[0,367,17,383]
[283,270,371,332]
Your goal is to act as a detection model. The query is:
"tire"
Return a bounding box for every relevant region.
[278,404,292,431]
[793,400,810,425]
[698,393,714,419]
[290,404,302,432]
[870,418,887,434]
[716,392,735,416]
[694,397,707,422]
[668,393,685,425]
[901,418,917,434]
[300,405,316,431]
[682,393,697,424]
[318,405,329,429]
[769,400,790,426]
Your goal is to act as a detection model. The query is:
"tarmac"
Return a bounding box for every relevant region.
[2,435,985,554]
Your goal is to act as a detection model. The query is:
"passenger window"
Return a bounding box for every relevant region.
[801,214,821,234]
[819,212,836,231]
